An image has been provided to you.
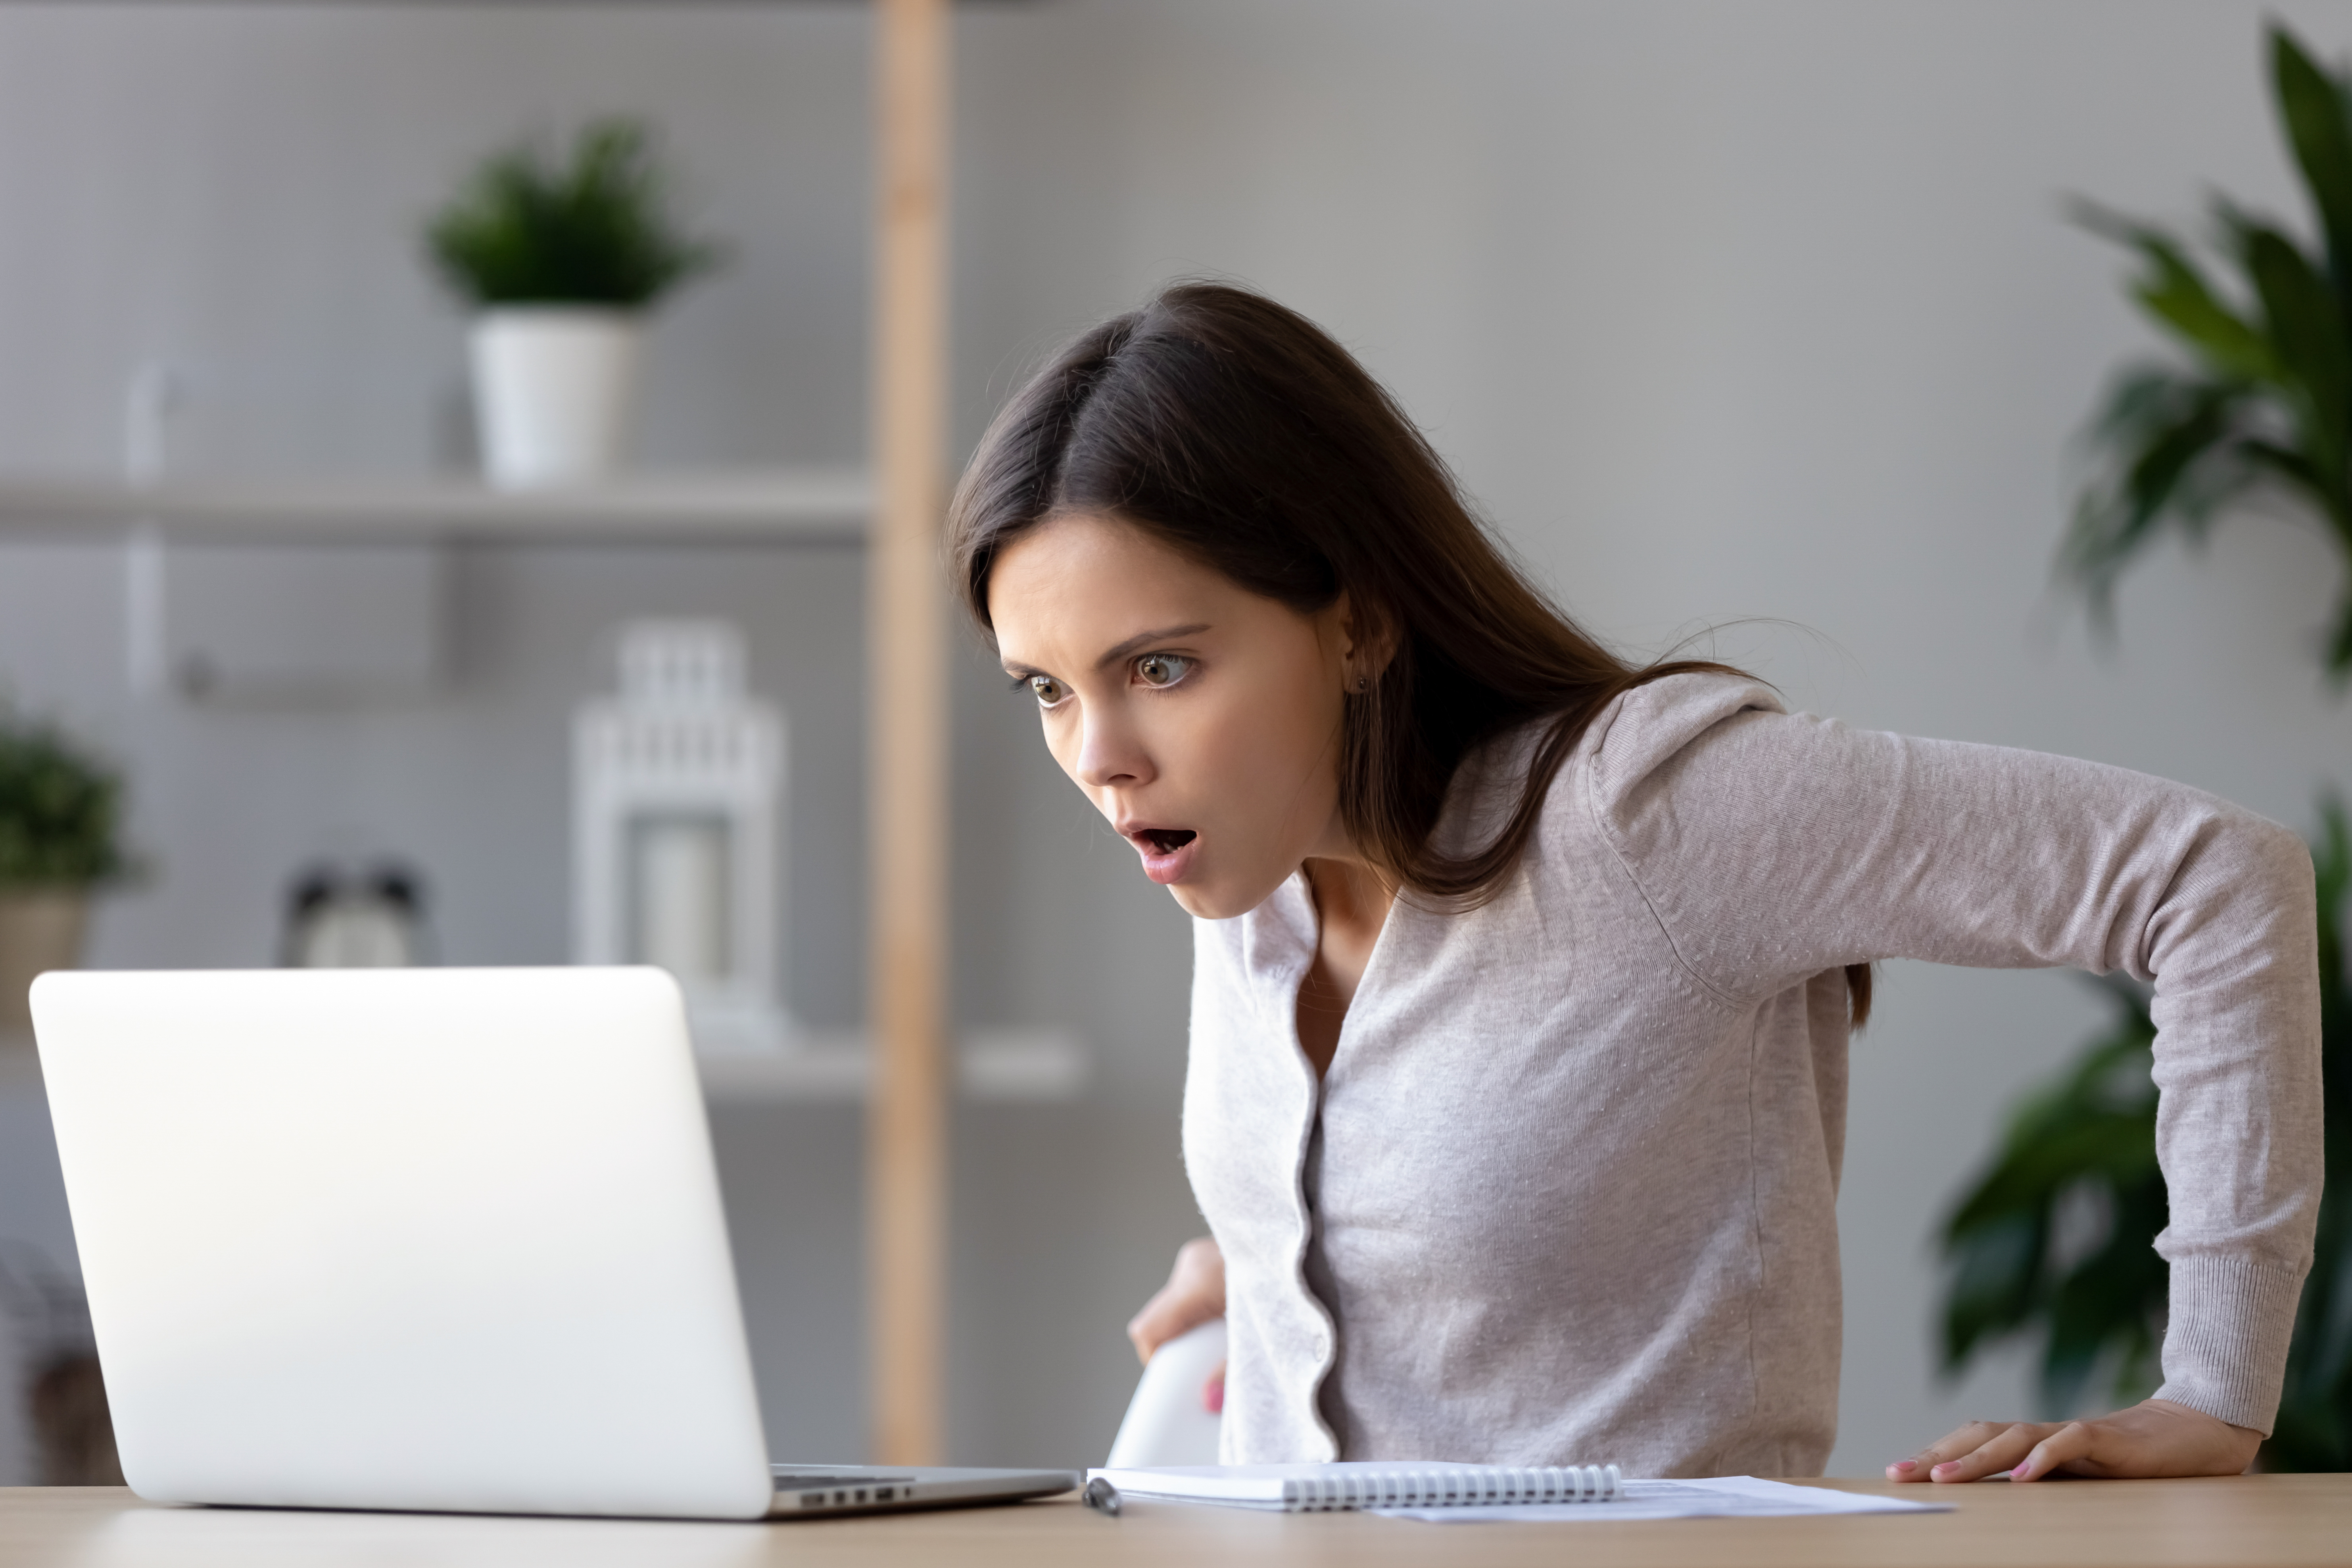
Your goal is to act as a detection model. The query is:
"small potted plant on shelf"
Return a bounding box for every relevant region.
[0,712,130,1038]
[427,117,725,490]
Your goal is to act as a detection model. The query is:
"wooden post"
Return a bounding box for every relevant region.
[868,0,951,1467]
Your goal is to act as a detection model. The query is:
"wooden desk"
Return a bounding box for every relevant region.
[3,1476,2348,1567]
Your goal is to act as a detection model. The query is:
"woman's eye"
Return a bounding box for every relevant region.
[1133,653,1192,689]
[1026,674,1070,708]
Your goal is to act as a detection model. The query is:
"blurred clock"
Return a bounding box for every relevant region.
[282,860,430,968]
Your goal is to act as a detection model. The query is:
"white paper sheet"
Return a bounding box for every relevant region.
[1376,1475,1955,1523]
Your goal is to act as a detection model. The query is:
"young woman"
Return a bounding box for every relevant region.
[948,283,2321,1482]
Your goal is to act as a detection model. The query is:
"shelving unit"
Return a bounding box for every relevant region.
[698,1030,1088,1104]
[0,468,870,546]
[0,1029,1086,1105]
[0,0,965,1469]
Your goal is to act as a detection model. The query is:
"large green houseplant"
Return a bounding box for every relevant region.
[1939,23,2352,1470]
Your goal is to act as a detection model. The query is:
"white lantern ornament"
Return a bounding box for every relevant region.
[573,620,790,1053]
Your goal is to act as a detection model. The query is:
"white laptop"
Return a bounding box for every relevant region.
[29,966,1075,1520]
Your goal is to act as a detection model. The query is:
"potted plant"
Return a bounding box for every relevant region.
[1939,23,2352,1468]
[427,117,724,490]
[0,713,129,1037]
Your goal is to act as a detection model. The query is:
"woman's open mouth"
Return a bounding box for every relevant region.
[1126,827,1200,885]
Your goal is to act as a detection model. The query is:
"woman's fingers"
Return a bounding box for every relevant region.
[2013,1421,2100,1482]
[1887,1420,2008,1482]
[1126,1237,1227,1362]
[1888,1420,2062,1482]
[1125,1291,1214,1361]
[1204,1359,1226,1414]
[1926,1422,2050,1483]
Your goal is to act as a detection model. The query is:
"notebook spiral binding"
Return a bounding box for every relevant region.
[1282,1463,1622,1511]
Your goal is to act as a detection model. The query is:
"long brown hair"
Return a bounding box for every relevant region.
[948,282,1870,1027]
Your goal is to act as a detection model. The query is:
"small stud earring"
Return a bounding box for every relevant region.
[1354,676,1369,692]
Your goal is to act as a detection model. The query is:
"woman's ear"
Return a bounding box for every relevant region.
[1332,591,1398,689]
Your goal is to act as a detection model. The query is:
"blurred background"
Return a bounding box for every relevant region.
[0,0,2348,1483]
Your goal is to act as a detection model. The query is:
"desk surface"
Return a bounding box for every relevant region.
[3,1476,2348,1567]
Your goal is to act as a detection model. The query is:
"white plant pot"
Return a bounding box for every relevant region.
[468,308,644,490]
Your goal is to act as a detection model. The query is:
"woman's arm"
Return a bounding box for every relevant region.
[1590,678,2323,1463]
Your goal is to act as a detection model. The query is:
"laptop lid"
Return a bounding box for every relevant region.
[31,966,776,1520]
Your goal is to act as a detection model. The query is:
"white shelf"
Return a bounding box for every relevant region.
[695,1028,1091,1105]
[0,468,870,545]
[0,1026,1091,1105]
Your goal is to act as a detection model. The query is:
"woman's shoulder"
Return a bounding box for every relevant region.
[1437,670,1784,857]
[1578,668,1788,796]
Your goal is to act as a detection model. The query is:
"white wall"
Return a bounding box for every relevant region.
[956,0,2352,1472]
[0,0,2344,1479]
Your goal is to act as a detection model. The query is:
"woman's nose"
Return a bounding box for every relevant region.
[1074,709,1153,791]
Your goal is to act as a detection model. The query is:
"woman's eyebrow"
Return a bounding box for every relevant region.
[1000,623,1211,681]
[1093,623,1210,672]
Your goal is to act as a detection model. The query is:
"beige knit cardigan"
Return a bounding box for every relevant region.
[1183,674,2321,1477]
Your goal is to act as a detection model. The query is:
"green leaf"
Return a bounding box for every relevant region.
[1941,1213,2047,1370]
[2065,368,2260,615]
[2271,24,2352,308]
[2326,595,2352,682]
[2076,201,2276,382]
[2235,217,2352,476]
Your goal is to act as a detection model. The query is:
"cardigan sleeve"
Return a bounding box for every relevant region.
[1584,673,2323,1435]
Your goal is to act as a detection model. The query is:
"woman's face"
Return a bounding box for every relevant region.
[988,512,1360,919]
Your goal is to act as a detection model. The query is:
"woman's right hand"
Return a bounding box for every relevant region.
[1127,1236,1227,1413]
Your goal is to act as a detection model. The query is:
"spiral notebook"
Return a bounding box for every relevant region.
[1083,1461,1622,1512]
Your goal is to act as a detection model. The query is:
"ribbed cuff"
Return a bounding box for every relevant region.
[2153,1253,2306,1435]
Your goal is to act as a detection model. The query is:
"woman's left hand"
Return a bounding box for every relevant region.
[1887,1398,2260,1483]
